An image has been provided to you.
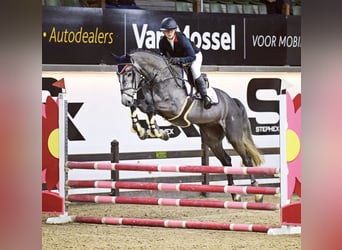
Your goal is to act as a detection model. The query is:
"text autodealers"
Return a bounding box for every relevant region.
[43,27,114,44]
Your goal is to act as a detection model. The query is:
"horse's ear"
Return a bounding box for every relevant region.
[111,53,132,67]
[111,53,121,62]
[100,53,121,65]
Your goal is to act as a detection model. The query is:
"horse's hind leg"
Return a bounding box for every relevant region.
[199,125,240,201]
[226,132,264,203]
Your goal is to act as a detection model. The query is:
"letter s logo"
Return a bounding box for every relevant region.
[247,78,281,135]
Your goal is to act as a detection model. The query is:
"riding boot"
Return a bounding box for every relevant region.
[195,76,212,109]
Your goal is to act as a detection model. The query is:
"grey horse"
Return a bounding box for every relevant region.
[116,50,264,202]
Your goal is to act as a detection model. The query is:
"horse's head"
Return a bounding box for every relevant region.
[115,54,143,107]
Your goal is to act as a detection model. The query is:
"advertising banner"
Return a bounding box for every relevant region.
[42,7,300,66]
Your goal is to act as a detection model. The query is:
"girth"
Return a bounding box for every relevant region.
[167,96,195,127]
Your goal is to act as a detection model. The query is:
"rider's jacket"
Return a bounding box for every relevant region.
[159,31,200,65]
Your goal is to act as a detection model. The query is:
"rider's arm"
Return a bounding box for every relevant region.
[158,38,169,57]
[177,33,198,64]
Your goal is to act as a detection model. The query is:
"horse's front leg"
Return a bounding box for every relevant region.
[130,106,148,140]
[146,113,169,141]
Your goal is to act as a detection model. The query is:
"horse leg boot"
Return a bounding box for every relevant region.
[130,106,147,139]
[195,76,212,109]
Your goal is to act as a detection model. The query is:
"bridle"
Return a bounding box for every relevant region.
[117,63,145,99]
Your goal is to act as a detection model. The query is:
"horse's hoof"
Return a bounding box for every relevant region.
[139,134,147,140]
[232,194,241,202]
[251,180,259,187]
[147,129,156,138]
[161,133,169,141]
[200,192,208,198]
[136,128,147,139]
[251,181,263,202]
[255,194,264,203]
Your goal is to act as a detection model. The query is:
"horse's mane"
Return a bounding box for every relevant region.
[129,49,182,80]
[130,49,162,58]
[129,49,168,68]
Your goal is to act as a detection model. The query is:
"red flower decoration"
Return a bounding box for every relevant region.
[42,96,59,191]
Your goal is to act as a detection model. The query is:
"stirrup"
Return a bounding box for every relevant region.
[203,96,212,109]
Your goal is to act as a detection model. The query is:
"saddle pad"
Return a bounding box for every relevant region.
[184,82,218,104]
[207,87,218,104]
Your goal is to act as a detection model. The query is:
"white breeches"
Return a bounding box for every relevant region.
[190,51,202,80]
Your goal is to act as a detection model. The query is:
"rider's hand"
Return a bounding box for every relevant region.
[169,57,182,65]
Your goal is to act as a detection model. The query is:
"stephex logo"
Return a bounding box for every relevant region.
[247,78,281,135]
[137,120,201,138]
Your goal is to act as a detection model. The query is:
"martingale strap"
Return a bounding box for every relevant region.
[167,96,195,127]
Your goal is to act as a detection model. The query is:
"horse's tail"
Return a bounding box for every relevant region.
[233,98,264,166]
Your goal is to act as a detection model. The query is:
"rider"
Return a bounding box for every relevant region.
[158,17,212,109]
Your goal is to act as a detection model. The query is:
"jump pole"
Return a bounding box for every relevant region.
[67,194,279,210]
[66,180,280,195]
[72,216,276,233]
[65,161,280,175]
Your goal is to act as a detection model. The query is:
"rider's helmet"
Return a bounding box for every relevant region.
[160,17,178,31]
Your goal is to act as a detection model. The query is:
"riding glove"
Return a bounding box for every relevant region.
[169,57,182,65]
